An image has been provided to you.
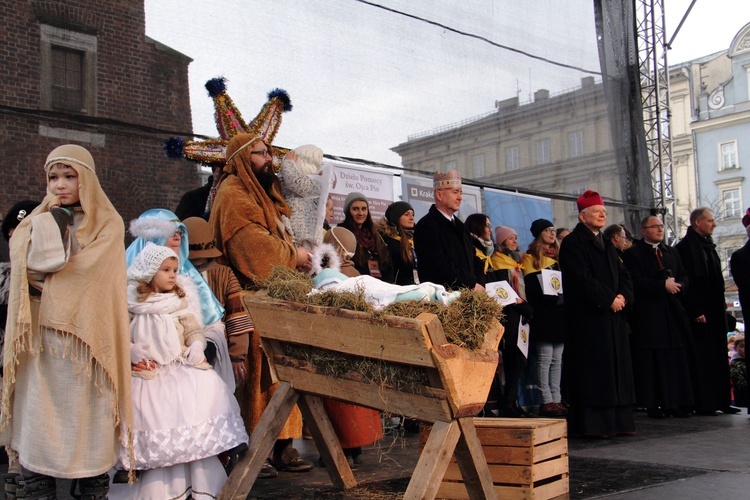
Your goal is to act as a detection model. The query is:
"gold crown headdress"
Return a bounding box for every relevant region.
[433,170,462,189]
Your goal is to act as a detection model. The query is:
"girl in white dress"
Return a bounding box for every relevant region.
[111,243,247,500]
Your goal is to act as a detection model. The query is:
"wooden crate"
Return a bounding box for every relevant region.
[421,418,569,499]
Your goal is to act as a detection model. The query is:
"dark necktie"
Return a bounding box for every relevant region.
[655,246,663,270]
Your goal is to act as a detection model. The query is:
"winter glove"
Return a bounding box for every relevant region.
[49,206,73,239]
[184,340,207,365]
[130,343,151,365]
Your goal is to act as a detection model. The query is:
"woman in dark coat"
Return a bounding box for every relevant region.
[380,201,417,285]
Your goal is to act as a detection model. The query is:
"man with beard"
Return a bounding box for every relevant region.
[558,189,635,437]
[210,134,314,477]
[623,216,694,418]
[676,208,739,415]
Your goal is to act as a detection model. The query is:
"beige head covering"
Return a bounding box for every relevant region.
[210,134,293,252]
[2,144,134,461]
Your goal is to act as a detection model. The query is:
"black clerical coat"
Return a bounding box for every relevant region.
[558,222,635,408]
[676,226,731,411]
[622,239,692,350]
[622,239,694,409]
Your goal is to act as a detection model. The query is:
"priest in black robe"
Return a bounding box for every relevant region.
[623,216,694,418]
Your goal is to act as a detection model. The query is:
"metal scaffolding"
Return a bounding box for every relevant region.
[636,0,676,240]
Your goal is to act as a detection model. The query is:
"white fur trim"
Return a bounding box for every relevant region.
[129,218,177,240]
[311,242,341,275]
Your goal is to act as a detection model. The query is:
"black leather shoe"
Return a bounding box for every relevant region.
[721,406,742,414]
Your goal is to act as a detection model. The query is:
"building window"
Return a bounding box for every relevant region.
[535,139,550,165]
[40,24,97,115]
[472,154,485,178]
[568,131,583,158]
[722,188,741,218]
[51,46,84,111]
[719,141,738,171]
[505,146,519,171]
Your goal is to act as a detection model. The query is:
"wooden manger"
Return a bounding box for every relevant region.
[219,291,504,500]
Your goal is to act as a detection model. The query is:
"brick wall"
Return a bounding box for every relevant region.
[0,0,198,231]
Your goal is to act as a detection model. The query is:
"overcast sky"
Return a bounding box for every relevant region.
[145,0,750,166]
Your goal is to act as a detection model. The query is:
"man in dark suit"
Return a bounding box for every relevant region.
[414,171,482,291]
[677,207,738,415]
[623,216,694,418]
[559,190,635,437]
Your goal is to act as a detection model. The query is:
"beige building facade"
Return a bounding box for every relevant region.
[391,77,627,232]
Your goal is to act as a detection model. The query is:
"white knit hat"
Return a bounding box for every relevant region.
[127,243,178,284]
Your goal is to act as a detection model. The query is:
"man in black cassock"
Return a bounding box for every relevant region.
[623,216,694,418]
[559,190,635,437]
[677,207,739,415]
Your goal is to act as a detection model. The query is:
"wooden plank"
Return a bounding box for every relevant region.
[530,456,569,483]
[481,445,532,466]
[274,364,454,422]
[420,312,447,346]
[404,420,460,500]
[444,462,530,485]
[219,382,299,500]
[426,438,567,468]
[431,343,498,416]
[243,294,437,367]
[296,394,357,490]
[436,477,569,500]
[443,455,568,486]
[454,417,497,500]
[527,475,569,499]
[472,419,567,447]
[530,439,568,464]
[259,338,281,384]
[481,437,567,466]
[480,319,504,351]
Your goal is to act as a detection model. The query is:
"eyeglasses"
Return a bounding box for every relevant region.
[172,229,184,238]
[644,224,664,230]
[250,150,271,158]
[543,228,556,233]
